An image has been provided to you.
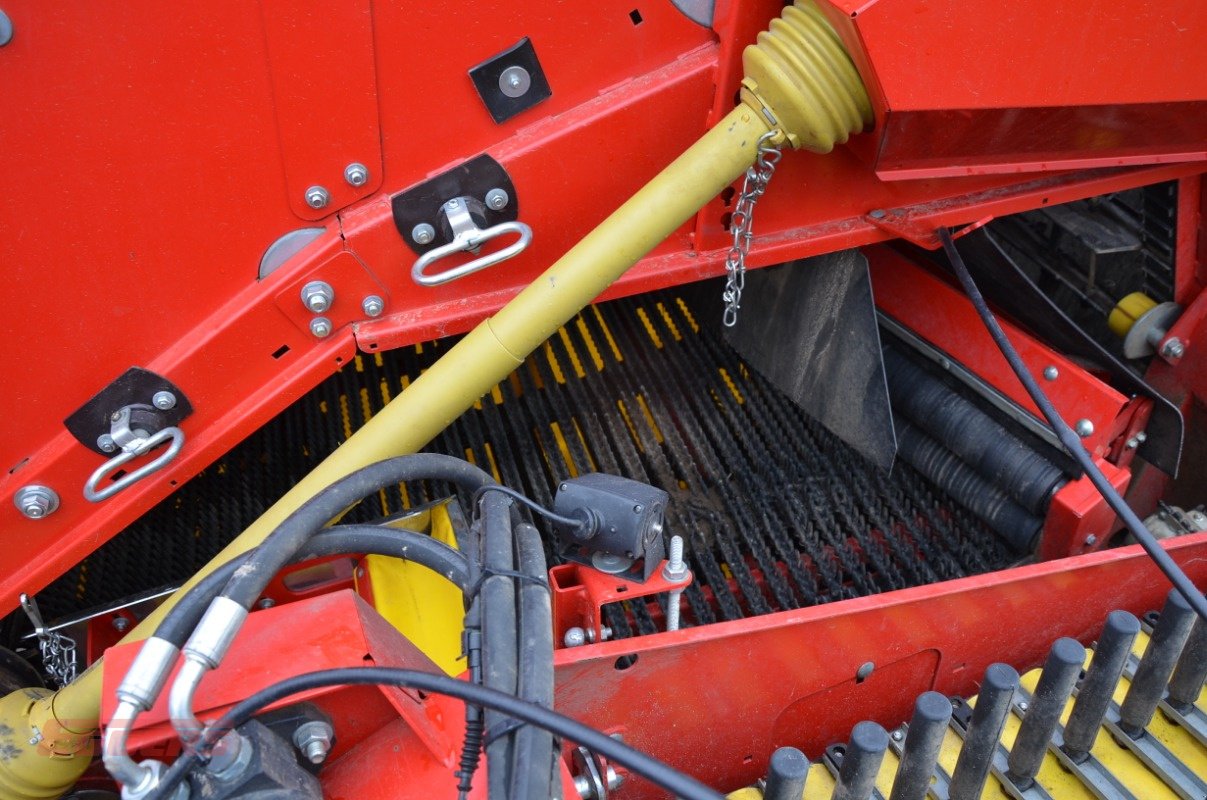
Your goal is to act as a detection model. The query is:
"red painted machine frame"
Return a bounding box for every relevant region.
[103,534,1207,799]
[3,0,1206,620]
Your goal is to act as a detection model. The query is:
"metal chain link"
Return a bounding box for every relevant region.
[19,593,77,687]
[722,130,783,327]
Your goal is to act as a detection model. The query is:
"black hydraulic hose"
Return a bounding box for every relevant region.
[145,667,726,800]
[940,228,1207,621]
[479,491,518,799]
[456,519,485,800]
[220,454,495,610]
[509,522,556,800]
[154,525,469,646]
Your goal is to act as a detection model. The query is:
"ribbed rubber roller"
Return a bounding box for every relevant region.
[741,0,872,152]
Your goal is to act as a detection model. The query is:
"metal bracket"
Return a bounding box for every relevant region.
[467,37,552,124]
[411,196,532,286]
[84,406,185,502]
[64,367,192,455]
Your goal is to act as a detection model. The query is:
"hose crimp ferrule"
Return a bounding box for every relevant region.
[116,637,180,711]
[182,597,248,668]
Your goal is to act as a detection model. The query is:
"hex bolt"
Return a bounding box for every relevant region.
[1161,338,1185,360]
[14,485,59,520]
[412,223,436,245]
[662,535,690,632]
[292,720,334,765]
[300,280,335,313]
[152,391,177,411]
[868,209,887,219]
[97,434,117,453]
[1084,534,1098,548]
[485,188,510,211]
[256,598,276,610]
[361,295,384,318]
[310,317,333,338]
[563,627,587,648]
[1043,365,1059,381]
[304,185,331,210]
[112,616,131,633]
[1074,419,1094,438]
[498,65,531,98]
[343,162,369,188]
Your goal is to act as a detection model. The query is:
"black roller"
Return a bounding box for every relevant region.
[764,747,810,800]
[889,691,952,800]
[1062,610,1140,761]
[895,421,1042,552]
[884,347,1066,516]
[1120,590,1196,737]
[1166,614,1207,714]
[949,663,1018,800]
[1007,638,1085,787]
[832,722,888,800]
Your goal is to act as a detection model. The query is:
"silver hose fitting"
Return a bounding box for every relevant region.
[168,658,208,744]
[117,636,180,710]
[104,700,153,790]
[118,758,190,800]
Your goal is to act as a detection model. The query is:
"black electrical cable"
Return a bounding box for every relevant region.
[144,667,726,800]
[471,484,586,530]
[153,525,469,646]
[220,454,496,610]
[940,227,1207,621]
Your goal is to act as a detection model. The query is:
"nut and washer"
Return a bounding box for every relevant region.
[498,66,531,98]
[411,223,436,245]
[485,188,510,211]
[1161,337,1185,360]
[304,185,331,210]
[14,485,59,519]
[1074,419,1094,438]
[152,391,177,411]
[97,433,117,453]
[293,720,334,765]
[343,162,369,188]
[1042,365,1059,381]
[300,280,335,313]
[361,295,384,318]
[310,317,333,338]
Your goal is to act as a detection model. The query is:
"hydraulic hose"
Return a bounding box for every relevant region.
[509,522,556,800]
[104,525,470,790]
[479,492,518,798]
[145,667,726,800]
[0,5,872,796]
[220,454,493,610]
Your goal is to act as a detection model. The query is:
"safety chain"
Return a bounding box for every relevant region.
[721,130,783,327]
[19,593,78,687]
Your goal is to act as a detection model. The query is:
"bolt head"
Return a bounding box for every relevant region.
[361,295,384,318]
[891,730,904,741]
[310,317,333,338]
[1043,365,1059,381]
[564,627,587,648]
[97,433,117,453]
[868,208,887,219]
[301,280,334,313]
[304,185,331,210]
[498,65,531,98]
[1084,534,1098,548]
[1074,418,1094,438]
[1018,701,1029,712]
[343,162,369,188]
[1162,338,1185,360]
[412,223,436,245]
[14,485,59,519]
[485,188,509,211]
[257,597,276,610]
[152,391,177,411]
[112,616,130,632]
